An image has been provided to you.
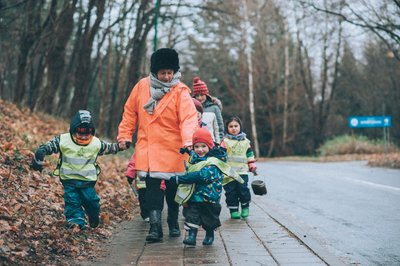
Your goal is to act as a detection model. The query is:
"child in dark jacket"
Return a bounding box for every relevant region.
[30,110,121,230]
[170,128,242,246]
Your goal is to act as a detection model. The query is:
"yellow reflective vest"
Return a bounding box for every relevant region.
[54,133,101,182]
[134,177,146,189]
[175,156,243,204]
[223,138,252,175]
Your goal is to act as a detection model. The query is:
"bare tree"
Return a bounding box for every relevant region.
[13,1,43,105]
[282,20,290,153]
[69,0,106,116]
[296,9,344,151]
[34,0,78,113]
[299,0,400,60]
[241,0,260,157]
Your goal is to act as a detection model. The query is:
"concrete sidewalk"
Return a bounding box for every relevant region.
[90,196,346,266]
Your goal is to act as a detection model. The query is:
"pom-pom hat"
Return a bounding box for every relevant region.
[192,76,209,95]
[192,128,214,149]
[150,48,180,74]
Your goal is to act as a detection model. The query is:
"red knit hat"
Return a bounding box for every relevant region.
[192,128,214,149]
[192,98,204,114]
[192,76,209,95]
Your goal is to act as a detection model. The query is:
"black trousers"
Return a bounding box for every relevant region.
[223,174,251,212]
[184,202,221,231]
[145,177,179,217]
[137,188,149,219]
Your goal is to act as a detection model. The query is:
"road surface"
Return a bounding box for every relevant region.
[257,160,400,266]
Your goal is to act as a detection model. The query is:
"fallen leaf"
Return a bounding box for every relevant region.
[2,142,13,151]
[101,212,110,225]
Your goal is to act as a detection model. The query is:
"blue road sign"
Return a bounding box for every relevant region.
[348,116,392,128]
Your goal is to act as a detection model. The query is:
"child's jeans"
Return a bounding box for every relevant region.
[223,174,251,212]
[62,180,100,228]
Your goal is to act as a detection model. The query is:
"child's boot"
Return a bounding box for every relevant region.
[88,215,100,228]
[202,230,214,245]
[241,207,249,218]
[183,228,198,246]
[230,211,241,219]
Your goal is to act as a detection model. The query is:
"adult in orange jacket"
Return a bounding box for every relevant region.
[118,48,198,243]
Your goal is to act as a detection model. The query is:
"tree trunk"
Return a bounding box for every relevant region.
[124,0,155,96]
[282,21,290,153]
[242,0,259,158]
[14,1,39,104]
[36,0,77,114]
[69,0,105,116]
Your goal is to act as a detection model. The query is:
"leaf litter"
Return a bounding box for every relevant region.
[0,100,137,265]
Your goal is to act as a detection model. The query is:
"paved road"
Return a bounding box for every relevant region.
[82,190,344,265]
[259,160,400,266]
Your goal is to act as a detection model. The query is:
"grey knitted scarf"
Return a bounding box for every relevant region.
[225,132,247,141]
[143,71,181,114]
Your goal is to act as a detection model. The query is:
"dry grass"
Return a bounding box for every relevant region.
[317,135,398,156]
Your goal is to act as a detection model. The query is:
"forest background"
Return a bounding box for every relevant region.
[0,0,399,157]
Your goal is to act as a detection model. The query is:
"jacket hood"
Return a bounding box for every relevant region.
[203,96,223,111]
[69,110,95,135]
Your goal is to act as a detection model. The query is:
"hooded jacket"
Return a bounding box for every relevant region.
[203,97,224,142]
[118,77,198,178]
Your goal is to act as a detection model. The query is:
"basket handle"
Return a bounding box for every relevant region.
[252,171,265,183]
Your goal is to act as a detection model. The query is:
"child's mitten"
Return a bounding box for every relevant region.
[248,162,257,174]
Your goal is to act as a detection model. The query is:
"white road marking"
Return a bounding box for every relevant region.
[342,177,400,193]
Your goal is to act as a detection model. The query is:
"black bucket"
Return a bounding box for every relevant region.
[251,180,267,196]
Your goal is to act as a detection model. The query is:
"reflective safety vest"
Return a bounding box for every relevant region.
[134,177,146,189]
[175,157,243,204]
[223,138,251,175]
[54,133,101,182]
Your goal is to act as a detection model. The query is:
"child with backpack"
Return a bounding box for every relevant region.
[221,116,257,219]
[30,110,121,230]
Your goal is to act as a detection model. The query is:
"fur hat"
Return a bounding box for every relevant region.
[150,48,180,74]
[192,76,209,95]
[192,128,214,149]
[70,110,95,135]
[192,98,204,114]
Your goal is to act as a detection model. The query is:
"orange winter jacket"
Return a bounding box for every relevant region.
[118,77,198,173]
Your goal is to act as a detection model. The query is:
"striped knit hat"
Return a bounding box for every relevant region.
[192,76,209,95]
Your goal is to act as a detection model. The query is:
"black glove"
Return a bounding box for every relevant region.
[180,147,190,154]
[125,142,131,149]
[30,158,43,171]
[126,176,134,184]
